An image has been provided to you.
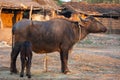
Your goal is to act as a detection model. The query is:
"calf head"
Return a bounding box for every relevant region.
[79,16,107,33]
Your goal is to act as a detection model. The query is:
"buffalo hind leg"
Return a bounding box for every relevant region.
[60,50,70,74]
[25,41,32,78]
[10,44,20,74]
[26,57,32,78]
[20,57,26,77]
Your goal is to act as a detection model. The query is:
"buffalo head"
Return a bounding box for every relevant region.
[79,16,107,33]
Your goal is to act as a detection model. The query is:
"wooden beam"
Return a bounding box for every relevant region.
[0,7,3,29]
[29,5,33,20]
[12,11,17,26]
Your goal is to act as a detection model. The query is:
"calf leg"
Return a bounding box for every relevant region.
[60,50,70,74]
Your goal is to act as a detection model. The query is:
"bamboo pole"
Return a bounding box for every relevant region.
[109,14,112,33]
[29,5,33,20]
[44,53,48,72]
[0,7,3,29]
[43,7,46,20]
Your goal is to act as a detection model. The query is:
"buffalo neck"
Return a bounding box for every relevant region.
[79,27,89,40]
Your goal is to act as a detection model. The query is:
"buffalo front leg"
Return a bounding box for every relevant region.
[60,50,70,74]
[10,45,20,74]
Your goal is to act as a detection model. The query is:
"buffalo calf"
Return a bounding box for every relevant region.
[20,41,32,78]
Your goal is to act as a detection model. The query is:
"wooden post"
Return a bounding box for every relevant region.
[29,5,33,20]
[16,11,23,22]
[44,53,48,72]
[12,11,17,26]
[0,7,3,29]
[109,14,112,34]
[43,7,46,19]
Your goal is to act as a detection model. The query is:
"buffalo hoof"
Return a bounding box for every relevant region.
[27,75,31,78]
[10,69,18,74]
[63,70,71,74]
[20,74,24,77]
[26,74,31,78]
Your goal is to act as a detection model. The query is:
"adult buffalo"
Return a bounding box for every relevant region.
[10,16,107,74]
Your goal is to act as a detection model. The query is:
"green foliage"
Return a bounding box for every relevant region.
[83,0,120,3]
[53,0,63,5]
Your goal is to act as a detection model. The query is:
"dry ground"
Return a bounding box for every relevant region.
[0,28,120,80]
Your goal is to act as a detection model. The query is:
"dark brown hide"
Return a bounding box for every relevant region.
[10,16,107,74]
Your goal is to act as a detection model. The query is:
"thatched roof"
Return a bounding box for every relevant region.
[0,0,60,10]
[34,0,60,10]
[62,2,120,17]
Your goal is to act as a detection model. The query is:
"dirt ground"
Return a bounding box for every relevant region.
[0,28,120,80]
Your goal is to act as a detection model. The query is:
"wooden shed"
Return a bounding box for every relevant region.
[0,0,60,44]
[61,2,120,34]
[0,0,60,28]
[31,0,60,21]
